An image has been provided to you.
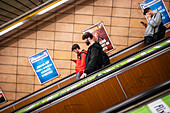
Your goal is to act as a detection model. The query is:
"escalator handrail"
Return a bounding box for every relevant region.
[99,80,170,113]
[0,33,145,111]
[12,36,169,113]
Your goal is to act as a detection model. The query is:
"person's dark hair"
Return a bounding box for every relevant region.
[72,44,80,51]
[82,32,93,40]
[143,7,151,15]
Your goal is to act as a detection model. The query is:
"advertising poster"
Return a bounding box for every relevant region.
[140,0,170,25]
[28,50,59,84]
[0,88,7,105]
[83,21,115,53]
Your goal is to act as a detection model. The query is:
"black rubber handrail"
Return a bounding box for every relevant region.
[99,80,170,113]
[11,36,169,113]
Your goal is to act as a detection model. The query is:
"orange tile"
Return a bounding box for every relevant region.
[75,15,92,24]
[128,37,144,45]
[16,92,29,100]
[0,74,16,83]
[93,16,111,26]
[73,33,84,43]
[112,8,131,17]
[57,68,71,77]
[55,32,73,42]
[55,23,73,32]
[18,57,31,66]
[0,65,16,74]
[0,56,17,65]
[0,47,17,56]
[54,50,71,60]
[130,18,147,28]
[17,66,35,75]
[74,24,91,33]
[75,5,93,15]
[18,39,35,48]
[111,27,129,36]
[18,48,35,57]
[0,83,16,92]
[37,31,55,41]
[17,75,34,84]
[34,85,45,91]
[131,9,145,19]
[94,6,112,16]
[3,92,16,100]
[110,36,128,45]
[129,28,145,37]
[113,0,131,8]
[56,14,74,23]
[54,60,71,69]
[94,0,112,7]
[37,40,54,49]
[55,41,72,51]
[112,17,129,27]
[132,0,144,8]
[17,84,33,93]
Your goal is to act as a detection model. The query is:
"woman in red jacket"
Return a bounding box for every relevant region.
[72,44,87,79]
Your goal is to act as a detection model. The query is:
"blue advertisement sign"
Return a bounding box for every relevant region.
[140,0,170,25]
[28,50,59,84]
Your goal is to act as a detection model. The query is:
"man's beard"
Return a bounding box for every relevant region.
[85,40,90,46]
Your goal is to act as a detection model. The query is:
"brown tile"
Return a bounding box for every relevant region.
[128,37,144,45]
[3,92,15,100]
[111,27,129,36]
[17,66,35,75]
[17,84,33,93]
[73,33,84,43]
[16,92,29,100]
[107,45,127,56]
[17,75,34,84]
[0,47,17,56]
[34,85,44,91]
[0,65,16,74]
[129,28,145,37]
[110,36,128,45]
[37,40,54,49]
[130,18,147,28]
[55,23,73,32]
[18,57,31,66]
[37,31,55,41]
[94,0,112,7]
[104,26,111,35]
[74,24,91,33]
[37,22,55,31]
[75,15,92,24]
[57,68,71,77]
[19,30,36,39]
[113,0,131,8]
[112,8,131,17]
[18,39,35,48]
[93,16,111,26]
[132,0,144,8]
[0,101,14,108]
[54,51,71,60]
[54,60,71,69]
[18,48,35,57]
[131,9,145,19]
[1,39,18,47]
[0,74,16,83]
[0,56,17,65]
[75,5,93,15]
[94,6,112,16]
[0,83,16,92]
[56,14,74,23]
[55,41,72,51]
[71,61,76,69]
[112,17,129,27]
[76,0,93,6]
[55,32,73,41]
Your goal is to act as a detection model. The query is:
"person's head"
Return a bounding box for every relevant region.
[72,44,80,54]
[82,32,94,46]
[143,8,154,16]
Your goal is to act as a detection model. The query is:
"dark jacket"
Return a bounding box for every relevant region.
[84,42,103,74]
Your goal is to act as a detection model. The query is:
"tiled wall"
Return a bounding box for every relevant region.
[0,0,169,107]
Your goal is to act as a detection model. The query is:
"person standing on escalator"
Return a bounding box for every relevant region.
[80,32,103,79]
[71,44,87,79]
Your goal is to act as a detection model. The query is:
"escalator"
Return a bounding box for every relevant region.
[0,35,145,113]
[10,36,170,113]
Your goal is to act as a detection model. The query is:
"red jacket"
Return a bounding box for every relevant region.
[75,49,87,74]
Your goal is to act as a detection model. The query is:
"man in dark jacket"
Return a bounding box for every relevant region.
[80,32,103,79]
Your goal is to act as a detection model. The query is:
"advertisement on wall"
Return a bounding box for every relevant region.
[140,0,170,25]
[28,50,59,84]
[0,88,7,105]
[83,21,115,53]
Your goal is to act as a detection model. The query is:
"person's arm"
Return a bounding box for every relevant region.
[78,53,86,74]
[84,47,99,74]
[148,12,162,27]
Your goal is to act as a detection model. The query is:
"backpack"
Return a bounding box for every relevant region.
[101,51,110,67]
[158,22,166,39]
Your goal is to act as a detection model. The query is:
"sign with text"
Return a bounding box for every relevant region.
[140,0,170,25]
[0,88,7,105]
[28,50,59,84]
[83,21,115,53]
